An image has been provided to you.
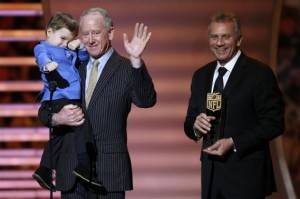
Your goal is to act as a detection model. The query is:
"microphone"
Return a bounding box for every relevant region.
[48,81,57,198]
[48,81,57,128]
[49,81,57,92]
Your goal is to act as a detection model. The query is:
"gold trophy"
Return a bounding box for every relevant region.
[206,93,226,144]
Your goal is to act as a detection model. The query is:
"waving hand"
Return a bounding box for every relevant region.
[123,23,152,68]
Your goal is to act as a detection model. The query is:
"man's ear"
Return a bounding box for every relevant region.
[108,27,114,41]
[237,36,243,47]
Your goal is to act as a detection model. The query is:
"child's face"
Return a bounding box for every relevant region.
[46,27,74,47]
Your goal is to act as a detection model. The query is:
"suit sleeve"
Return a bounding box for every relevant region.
[233,66,285,158]
[38,102,51,127]
[184,73,201,141]
[130,61,157,108]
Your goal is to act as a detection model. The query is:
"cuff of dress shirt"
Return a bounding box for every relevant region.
[193,127,202,142]
[231,137,237,152]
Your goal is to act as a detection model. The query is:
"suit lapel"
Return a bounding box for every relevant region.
[79,61,88,109]
[88,51,121,108]
[223,52,247,96]
[200,62,216,112]
[206,62,216,93]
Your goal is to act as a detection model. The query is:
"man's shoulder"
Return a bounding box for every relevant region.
[194,60,216,75]
[242,55,272,72]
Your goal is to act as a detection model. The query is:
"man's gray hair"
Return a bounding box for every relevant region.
[79,7,114,30]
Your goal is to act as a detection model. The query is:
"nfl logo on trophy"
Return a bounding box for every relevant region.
[207,93,222,113]
[206,93,226,144]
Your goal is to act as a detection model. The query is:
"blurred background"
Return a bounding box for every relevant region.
[0,0,299,198]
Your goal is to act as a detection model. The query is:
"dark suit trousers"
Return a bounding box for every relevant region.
[209,161,265,199]
[61,181,125,199]
[40,99,96,169]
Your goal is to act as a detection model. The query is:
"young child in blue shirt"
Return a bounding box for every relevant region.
[33,12,102,192]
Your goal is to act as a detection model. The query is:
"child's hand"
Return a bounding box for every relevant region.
[68,39,82,50]
[45,62,58,72]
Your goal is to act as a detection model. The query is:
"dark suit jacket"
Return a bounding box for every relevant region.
[184,52,284,199]
[39,50,156,192]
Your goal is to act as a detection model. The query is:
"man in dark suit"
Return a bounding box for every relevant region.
[38,7,156,199]
[184,11,284,199]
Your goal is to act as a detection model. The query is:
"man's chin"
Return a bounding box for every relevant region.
[215,56,228,63]
[88,51,100,59]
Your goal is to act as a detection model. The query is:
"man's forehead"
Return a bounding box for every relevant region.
[80,14,105,28]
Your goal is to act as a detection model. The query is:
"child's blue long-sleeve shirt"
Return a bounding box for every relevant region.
[34,41,88,102]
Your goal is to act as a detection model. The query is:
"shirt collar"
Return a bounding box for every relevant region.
[88,48,114,70]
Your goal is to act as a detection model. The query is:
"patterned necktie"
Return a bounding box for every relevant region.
[213,67,227,93]
[86,60,99,107]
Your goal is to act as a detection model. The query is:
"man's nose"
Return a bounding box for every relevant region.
[216,38,224,46]
[87,33,95,43]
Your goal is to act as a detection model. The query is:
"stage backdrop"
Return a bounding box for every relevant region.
[43,0,292,198]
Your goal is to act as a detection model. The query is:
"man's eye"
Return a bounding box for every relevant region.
[92,31,100,35]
